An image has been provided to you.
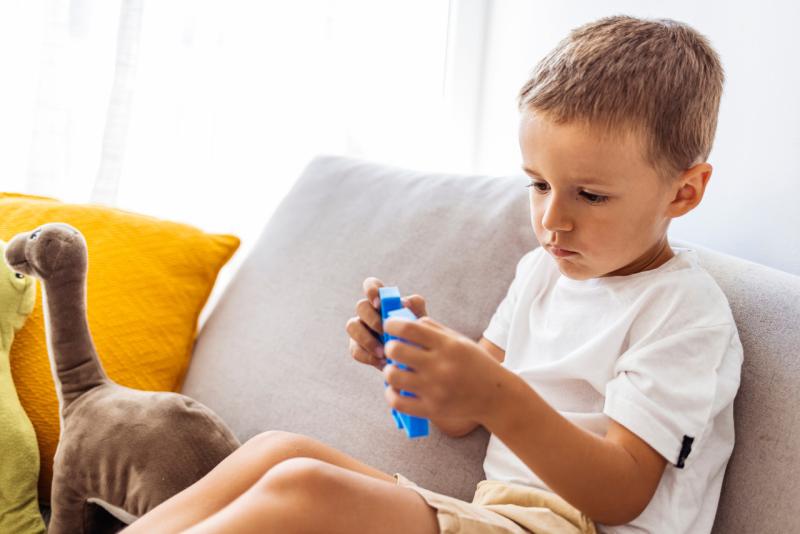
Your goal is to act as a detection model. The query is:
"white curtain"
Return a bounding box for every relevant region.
[1,0,484,321]
[1,0,472,220]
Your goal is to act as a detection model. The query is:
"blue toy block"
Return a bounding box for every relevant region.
[378,286,403,345]
[378,287,429,439]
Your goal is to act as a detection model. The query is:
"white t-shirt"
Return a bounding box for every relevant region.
[481,245,743,534]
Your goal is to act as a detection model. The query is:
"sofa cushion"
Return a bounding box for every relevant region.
[184,155,800,531]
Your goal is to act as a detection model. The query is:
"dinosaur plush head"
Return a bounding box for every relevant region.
[5,223,87,283]
[0,240,36,332]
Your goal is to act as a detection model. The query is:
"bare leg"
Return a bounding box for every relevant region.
[183,457,439,534]
[121,431,399,534]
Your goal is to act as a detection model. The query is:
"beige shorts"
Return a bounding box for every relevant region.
[394,473,597,534]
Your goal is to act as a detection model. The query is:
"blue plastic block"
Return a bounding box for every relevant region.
[378,287,406,431]
[386,307,429,438]
[378,287,429,439]
[378,286,403,344]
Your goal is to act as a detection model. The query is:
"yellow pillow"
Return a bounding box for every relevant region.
[0,192,240,502]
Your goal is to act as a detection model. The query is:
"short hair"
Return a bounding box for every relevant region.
[518,15,724,180]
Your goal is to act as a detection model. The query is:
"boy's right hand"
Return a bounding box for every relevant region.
[345,277,428,370]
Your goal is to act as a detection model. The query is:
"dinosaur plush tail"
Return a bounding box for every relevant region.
[41,279,108,412]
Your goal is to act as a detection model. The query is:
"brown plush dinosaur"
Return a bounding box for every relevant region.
[4,222,241,533]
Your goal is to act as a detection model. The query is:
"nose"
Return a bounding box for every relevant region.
[540,193,573,233]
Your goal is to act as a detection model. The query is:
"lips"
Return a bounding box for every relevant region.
[549,246,576,257]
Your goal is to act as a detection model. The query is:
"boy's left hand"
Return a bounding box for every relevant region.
[382,315,506,423]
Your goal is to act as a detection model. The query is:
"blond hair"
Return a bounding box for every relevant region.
[519,15,724,180]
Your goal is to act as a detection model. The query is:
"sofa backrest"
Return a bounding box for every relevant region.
[685,241,800,533]
[183,155,800,531]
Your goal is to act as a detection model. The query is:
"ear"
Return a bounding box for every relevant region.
[667,162,712,218]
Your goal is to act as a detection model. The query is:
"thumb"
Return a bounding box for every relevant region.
[402,294,428,318]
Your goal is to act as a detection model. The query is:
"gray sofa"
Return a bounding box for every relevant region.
[182,155,800,533]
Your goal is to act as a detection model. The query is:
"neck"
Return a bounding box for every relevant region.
[42,274,107,409]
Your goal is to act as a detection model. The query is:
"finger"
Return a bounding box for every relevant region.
[345,317,384,357]
[384,387,428,418]
[355,299,383,335]
[384,317,442,349]
[401,294,427,318]
[417,316,458,339]
[417,316,445,330]
[384,339,427,369]
[349,339,387,369]
[383,361,425,393]
[362,277,385,308]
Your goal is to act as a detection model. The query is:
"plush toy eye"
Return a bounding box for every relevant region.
[15,273,24,279]
[30,229,41,240]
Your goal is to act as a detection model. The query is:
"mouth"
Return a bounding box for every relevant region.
[549,246,577,258]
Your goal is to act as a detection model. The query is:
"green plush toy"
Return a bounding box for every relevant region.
[0,240,46,534]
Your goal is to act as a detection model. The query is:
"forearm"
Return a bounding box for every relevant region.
[430,414,480,438]
[479,368,654,525]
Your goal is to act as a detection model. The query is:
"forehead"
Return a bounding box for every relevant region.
[518,110,653,187]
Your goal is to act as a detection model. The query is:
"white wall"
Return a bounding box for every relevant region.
[473,0,800,275]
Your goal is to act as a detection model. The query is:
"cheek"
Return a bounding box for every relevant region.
[529,192,544,216]
[594,210,653,257]
[529,199,545,232]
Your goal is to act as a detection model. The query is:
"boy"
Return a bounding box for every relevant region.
[122,15,743,534]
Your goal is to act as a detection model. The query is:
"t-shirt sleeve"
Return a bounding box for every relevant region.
[482,248,540,350]
[603,322,737,468]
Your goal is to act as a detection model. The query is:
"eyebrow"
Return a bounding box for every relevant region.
[521,166,612,188]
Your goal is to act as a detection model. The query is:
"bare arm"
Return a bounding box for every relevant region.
[481,366,667,525]
[431,336,505,438]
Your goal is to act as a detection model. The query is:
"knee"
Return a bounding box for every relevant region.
[241,459,339,530]
[244,430,303,451]
[254,457,332,496]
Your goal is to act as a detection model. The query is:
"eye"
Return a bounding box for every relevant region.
[29,229,41,240]
[15,273,24,279]
[525,181,548,193]
[581,192,609,204]
[526,180,609,205]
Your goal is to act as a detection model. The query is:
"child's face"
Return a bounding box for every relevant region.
[519,109,680,280]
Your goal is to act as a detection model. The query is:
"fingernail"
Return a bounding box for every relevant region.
[373,298,380,308]
[376,345,384,358]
